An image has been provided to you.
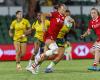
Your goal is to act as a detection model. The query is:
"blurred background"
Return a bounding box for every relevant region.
[0,0,99,44]
[0,0,99,60]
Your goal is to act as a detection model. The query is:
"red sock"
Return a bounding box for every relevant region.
[93,62,97,66]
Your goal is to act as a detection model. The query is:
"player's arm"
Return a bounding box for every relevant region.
[9,21,15,37]
[20,20,32,38]
[24,27,33,36]
[80,21,92,38]
[80,29,91,38]
[9,28,14,37]
[27,22,36,36]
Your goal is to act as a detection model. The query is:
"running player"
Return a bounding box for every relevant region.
[25,12,50,72]
[27,4,66,74]
[45,9,74,73]
[9,10,31,71]
[81,8,100,71]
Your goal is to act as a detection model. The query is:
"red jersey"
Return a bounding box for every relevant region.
[88,16,100,41]
[44,11,65,41]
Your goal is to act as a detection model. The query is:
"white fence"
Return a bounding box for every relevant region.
[41,6,100,15]
[0,6,22,16]
[0,6,100,16]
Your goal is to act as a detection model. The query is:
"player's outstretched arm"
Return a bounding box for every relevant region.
[80,29,91,38]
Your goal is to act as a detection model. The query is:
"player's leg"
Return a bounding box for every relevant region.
[88,42,100,71]
[45,47,65,73]
[14,41,22,70]
[34,42,46,73]
[30,39,58,74]
[89,43,96,55]
[26,40,40,69]
[45,39,65,73]
[67,50,72,60]
[20,42,27,57]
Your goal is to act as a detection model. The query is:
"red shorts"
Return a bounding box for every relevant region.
[43,31,56,42]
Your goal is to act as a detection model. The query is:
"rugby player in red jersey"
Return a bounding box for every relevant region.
[81,8,100,71]
[27,4,66,74]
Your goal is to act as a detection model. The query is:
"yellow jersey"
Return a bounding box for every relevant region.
[10,18,31,42]
[32,20,50,42]
[57,25,70,39]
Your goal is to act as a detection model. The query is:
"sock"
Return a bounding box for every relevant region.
[47,61,57,69]
[28,60,32,67]
[93,61,97,66]
[16,61,20,64]
[32,62,38,69]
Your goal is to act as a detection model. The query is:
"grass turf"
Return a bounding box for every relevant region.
[0,59,100,80]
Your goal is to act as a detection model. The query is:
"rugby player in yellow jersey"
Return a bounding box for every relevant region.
[25,12,50,72]
[45,10,75,73]
[9,11,31,71]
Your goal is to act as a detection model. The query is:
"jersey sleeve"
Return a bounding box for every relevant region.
[10,20,15,29]
[51,12,57,18]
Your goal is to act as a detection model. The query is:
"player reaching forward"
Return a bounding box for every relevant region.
[27,4,66,74]
[45,9,75,73]
[81,8,100,71]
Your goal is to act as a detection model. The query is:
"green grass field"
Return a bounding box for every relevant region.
[0,60,100,80]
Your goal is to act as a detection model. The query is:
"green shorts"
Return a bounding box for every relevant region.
[56,38,65,47]
[33,37,44,48]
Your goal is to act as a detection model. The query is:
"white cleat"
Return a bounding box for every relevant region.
[25,65,31,70]
[35,65,40,73]
[16,64,22,71]
[26,66,37,74]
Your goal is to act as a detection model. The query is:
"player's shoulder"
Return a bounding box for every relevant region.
[51,11,59,15]
[22,18,29,22]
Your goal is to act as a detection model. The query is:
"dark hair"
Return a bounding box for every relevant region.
[35,12,42,17]
[16,10,22,15]
[54,3,65,10]
[91,8,100,16]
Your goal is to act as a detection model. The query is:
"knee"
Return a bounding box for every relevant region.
[49,43,58,51]
[16,49,20,55]
[95,48,100,53]
[45,50,53,56]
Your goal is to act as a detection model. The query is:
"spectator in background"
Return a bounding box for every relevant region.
[64,41,72,60]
